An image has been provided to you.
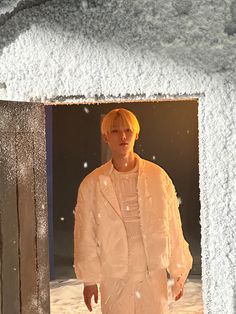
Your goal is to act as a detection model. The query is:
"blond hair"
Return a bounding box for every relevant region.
[101,108,140,136]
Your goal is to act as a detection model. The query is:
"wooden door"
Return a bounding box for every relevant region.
[0,101,50,314]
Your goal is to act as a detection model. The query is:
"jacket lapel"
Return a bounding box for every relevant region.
[99,174,122,218]
[136,154,148,194]
[98,154,151,219]
[137,156,152,213]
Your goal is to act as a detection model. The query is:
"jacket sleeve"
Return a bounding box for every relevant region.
[165,173,193,286]
[73,178,101,283]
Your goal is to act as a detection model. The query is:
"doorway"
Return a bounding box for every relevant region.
[49,100,200,279]
[0,99,202,313]
[48,100,202,313]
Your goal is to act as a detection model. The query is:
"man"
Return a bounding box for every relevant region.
[74,108,193,313]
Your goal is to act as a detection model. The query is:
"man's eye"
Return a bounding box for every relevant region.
[111,129,118,133]
[126,128,132,132]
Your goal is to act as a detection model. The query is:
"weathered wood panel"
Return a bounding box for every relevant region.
[33,127,50,314]
[0,199,1,314]
[0,133,20,314]
[0,101,45,133]
[0,101,50,314]
[16,132,38,314]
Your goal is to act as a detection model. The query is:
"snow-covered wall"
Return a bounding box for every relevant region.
[0,0,236,313]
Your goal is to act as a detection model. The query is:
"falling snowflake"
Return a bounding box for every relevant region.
[84,107,89,113]
[83,162,88,168]
[177,197,182,205]
[81,0,88,9]
[152,155,156,160]
[60,217,65,221]
[168,279,175,287]
[135,291,141,299]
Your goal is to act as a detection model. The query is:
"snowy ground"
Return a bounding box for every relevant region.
[50,277,203,314]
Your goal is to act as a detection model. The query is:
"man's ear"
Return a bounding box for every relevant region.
[102,133,108,143]
[135,133,139,140]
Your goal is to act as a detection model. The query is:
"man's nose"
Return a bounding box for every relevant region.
[120,131,126,140]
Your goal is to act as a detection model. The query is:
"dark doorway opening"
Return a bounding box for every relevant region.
[47,100,200,280]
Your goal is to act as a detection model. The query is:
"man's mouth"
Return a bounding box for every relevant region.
[120,143,128,146]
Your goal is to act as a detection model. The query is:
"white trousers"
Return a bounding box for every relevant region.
[99,269,168,314]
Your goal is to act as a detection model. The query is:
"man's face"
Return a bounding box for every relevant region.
[103,116,138,157]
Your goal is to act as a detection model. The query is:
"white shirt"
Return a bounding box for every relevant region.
[110,160,147,278]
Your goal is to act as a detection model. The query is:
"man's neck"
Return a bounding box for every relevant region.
[112,152,137,172]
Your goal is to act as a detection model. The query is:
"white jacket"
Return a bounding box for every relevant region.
[74,154,192,285]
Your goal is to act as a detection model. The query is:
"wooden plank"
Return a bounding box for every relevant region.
[16,132,38,314]
[33,114,50,313]
[0,200,1,314]
[45,106,55,280]
[0,132,21,314]
[0,154,1,314]
[0,102,50,313]
[0,103,16,132]
[0,100,45,132]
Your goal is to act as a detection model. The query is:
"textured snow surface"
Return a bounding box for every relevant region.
[0,0,21,15]
[0,0,236,313]
[0,0,50,16]
[1,0,236,101]
[50,278,203,314]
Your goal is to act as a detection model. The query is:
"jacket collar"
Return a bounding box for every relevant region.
[103,153,145,176]
[98,153,148,219]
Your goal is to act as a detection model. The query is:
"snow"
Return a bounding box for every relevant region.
[0,0,236,101]
[135,290,141,299]
[0,0,21,15]
[0,0,236,312]
[50,277,203,314]
[84,107,90,113]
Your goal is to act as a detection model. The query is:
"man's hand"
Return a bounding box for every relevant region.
[83,284,98,312]
[171,277,184,301]
[174,285,184,301]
